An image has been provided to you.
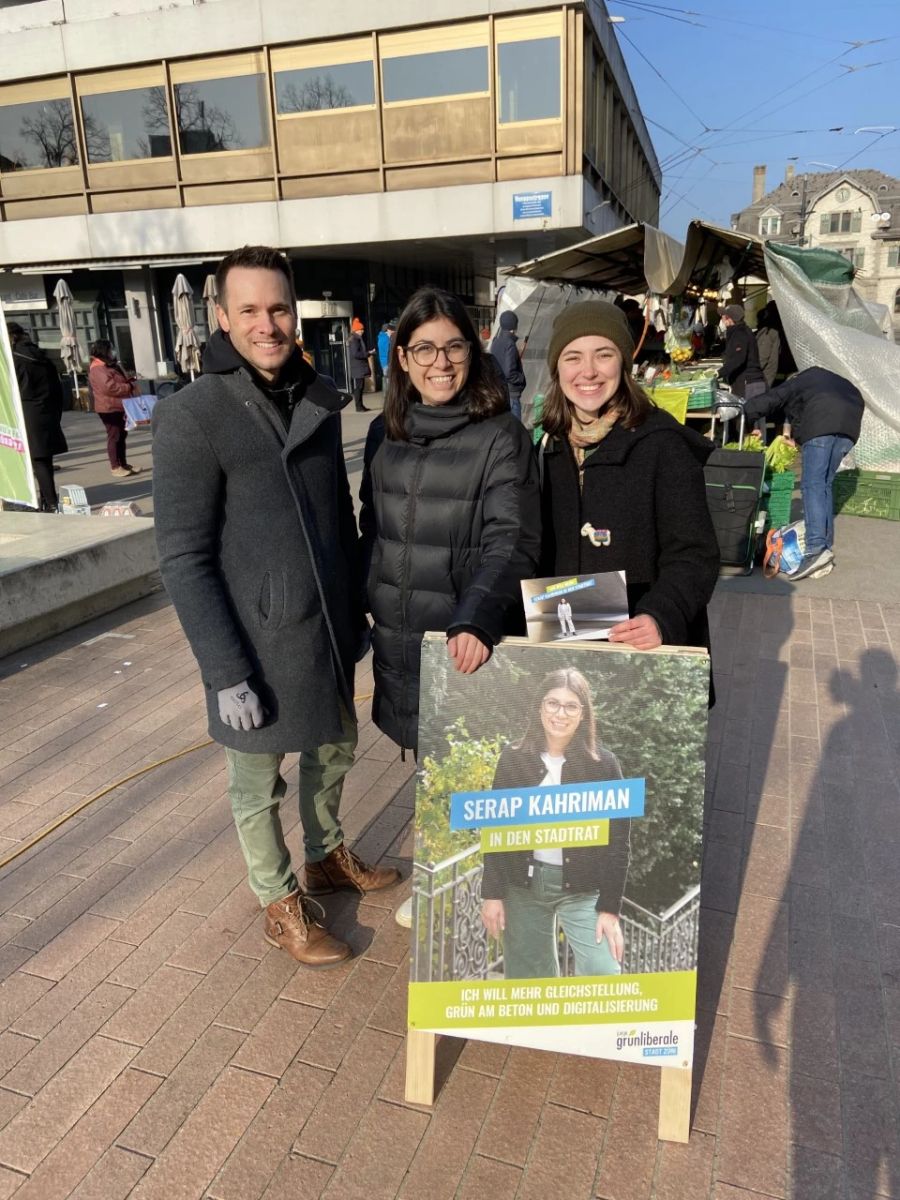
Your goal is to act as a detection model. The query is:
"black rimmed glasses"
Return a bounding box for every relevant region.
[405,339,472,367]
[542,698,583,718]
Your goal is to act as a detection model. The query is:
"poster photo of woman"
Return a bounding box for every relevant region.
[408,635,710,1065]
[479,667,631,980]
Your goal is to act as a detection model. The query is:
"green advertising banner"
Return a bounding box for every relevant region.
[0,305,37,508]
[409,635,710,1070]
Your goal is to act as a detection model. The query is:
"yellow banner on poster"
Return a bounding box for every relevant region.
[408,971,697,1029]
[481,820,609,853]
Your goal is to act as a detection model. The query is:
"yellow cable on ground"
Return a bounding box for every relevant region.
[0,690,376,873]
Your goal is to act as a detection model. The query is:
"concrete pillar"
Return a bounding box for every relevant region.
[123,268,160,379]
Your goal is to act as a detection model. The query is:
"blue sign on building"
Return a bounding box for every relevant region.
[513,191,552,220]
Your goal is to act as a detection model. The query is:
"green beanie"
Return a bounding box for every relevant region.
[548,300,635,375]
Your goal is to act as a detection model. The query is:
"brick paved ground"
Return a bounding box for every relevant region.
[0,585,897,1199]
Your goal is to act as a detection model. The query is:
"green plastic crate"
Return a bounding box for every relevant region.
[833,470,900,521]
[764,470,795,530]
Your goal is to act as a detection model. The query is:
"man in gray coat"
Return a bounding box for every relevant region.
[153,245,399,968]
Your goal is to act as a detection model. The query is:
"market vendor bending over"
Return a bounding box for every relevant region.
[742,366,865,581]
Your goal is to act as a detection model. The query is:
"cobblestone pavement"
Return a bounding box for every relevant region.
[0,584,897,1199]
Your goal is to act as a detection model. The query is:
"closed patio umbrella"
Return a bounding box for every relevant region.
[202,273,219,336]
[172,273,201,380]
[53,277,83,396]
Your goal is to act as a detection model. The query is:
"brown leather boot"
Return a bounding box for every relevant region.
[264,891,351,967]
[305,843,401,895]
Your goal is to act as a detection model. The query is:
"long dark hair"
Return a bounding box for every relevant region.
[515,668,599,759]
[383,286,507,441]
[542,359,653,439]
[89,338,115,362]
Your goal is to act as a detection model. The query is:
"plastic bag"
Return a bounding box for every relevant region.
[123,394,157,431]
[764,520,806,577]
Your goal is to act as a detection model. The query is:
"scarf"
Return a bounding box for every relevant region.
[567,407,620,475]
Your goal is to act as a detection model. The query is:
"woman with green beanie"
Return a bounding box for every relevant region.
[538,300,719,657]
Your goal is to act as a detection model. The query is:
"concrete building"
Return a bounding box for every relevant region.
[732,164,900,333]
[0,0,660,384]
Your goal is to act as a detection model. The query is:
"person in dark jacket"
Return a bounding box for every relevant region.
[718,303,767,438]
[359,286,541,756]
[153,245,399,969]
[88,339,140,477]
[743,366,865,580]
[481,667,630,978]
[754,305,781,388]
[7,322,68,511]
[348,317,371,412]
[489,310,527,420]
[539,301,720,659]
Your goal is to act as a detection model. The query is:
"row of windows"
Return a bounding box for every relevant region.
[820,210,862,235]
[0,35,561,171]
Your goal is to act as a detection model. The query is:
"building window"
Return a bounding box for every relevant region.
[274,61,375,113]
[836,187,850,202]
[887,245,900,269]
[382,46,489,103]
[174,75,268,153]
[80,87,172,162]
[895,288,900,314]
[498,37,560,123]
[839,247,866,269]
[0,97,79,170]
[759,213,781,236]
[819,210,862,235]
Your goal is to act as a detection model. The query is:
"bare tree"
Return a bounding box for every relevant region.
[278,75,355,113]
[9,100,78,168]
[135,84,241,157]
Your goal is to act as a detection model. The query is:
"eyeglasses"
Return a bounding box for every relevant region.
[405,340,472,367]
[542,698,583,717]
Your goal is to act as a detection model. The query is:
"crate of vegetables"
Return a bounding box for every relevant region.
[833,470,900,521]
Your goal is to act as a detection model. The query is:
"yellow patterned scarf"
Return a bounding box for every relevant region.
[567,408,620,477]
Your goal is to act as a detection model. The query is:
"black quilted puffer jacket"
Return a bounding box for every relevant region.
[359,398,541,752]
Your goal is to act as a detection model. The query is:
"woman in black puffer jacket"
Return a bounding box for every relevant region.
[359,287,541,754]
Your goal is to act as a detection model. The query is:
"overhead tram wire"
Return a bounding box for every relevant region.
[611,0,894,48]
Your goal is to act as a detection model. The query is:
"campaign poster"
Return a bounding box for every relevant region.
[522,571,629,643]
[407,635,709,1071]
[0,310,37,508]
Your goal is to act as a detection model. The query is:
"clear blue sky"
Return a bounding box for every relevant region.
[607,0,900,235]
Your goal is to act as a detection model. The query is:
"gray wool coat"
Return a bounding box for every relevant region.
[152,360,363,753]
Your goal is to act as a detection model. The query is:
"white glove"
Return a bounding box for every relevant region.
[217,680,265,731]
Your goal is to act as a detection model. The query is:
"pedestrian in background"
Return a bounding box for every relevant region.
[7,321,68,512]
[755,304,781,388]
[743,366,864,580]
[348,317,371,412]
[489,310,527,420]
[718,304,767,439]
[88,339,140,477]
[376,321,394,387]
[153,245,399,968]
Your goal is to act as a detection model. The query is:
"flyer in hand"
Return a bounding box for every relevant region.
[407,635,709,1070]
[521,571,629,642]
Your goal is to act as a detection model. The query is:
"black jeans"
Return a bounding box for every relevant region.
[31,456,58,510]
[351,380,366,411]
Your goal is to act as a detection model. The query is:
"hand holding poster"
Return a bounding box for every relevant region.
[408,635,708,1075]
[0,309,37,508]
